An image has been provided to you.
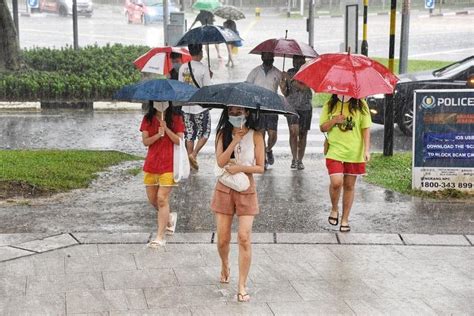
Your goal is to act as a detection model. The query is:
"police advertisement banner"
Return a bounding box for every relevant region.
[412,89,474,192]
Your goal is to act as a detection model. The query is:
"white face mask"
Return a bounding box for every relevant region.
[153,101,169,112]
[228,115,247,128]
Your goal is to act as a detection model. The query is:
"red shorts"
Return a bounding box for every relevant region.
[326,158,366,176]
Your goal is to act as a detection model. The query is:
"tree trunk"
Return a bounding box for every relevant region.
[0,0,21,71]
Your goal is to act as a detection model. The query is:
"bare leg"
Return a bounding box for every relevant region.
[226,44,234,67]
[288,124,299,161]
[145,185,159,210]
[266,129,277,152]
[192,137,208,158]
[215,213,233,282]
[156,186,173,241]
[237,215,254,299]
[215,44,222,58]
[297,129,308,161]
[186,140,195,157]
[328,174,343,224]
[341,175,357,226]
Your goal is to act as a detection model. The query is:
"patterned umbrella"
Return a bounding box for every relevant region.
[214,5,245,20]
[192,0,221,11]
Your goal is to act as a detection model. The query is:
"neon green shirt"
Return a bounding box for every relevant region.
[319,99,372,163]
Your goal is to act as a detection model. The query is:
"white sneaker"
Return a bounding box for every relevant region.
[166,212,178,235]
[147,239,166,249]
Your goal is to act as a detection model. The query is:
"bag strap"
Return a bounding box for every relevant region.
[187,62,200,88]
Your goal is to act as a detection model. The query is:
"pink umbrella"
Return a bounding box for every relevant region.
[249,38,318,58]
[133,47,192,75]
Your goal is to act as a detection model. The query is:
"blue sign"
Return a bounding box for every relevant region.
[425,0,435,9]
[28,0,39,9]
[412,89,474,192]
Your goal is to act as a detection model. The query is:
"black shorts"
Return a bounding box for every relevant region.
[257,114,279,131]
[286,109,313,131]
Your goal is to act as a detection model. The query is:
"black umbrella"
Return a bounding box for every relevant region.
[187,82,297,116]
[176,25,242,70]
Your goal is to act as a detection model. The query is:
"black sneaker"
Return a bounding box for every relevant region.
[267,150,274,165]
[291,159,297,169]
[297,160,305,170]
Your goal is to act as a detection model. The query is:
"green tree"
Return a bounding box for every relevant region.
[0,0,21,71]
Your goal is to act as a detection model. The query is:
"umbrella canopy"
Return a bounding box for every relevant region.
[133,47,192,75]
[113,79,198,102]
[214,5,245,20]
[294,52,399,98]
[192,0,221,11]
[187,82,296,115]
[176,25,241,46]
[249,38,318,58]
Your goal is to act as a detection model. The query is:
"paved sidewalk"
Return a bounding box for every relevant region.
[0,232,472,315]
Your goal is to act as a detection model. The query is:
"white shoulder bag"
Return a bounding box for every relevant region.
[173,138,190,182]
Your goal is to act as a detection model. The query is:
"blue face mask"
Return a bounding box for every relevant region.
[228,115,246,128]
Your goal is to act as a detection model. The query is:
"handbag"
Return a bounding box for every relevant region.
[173,138,190,182]
[214,162,250,192]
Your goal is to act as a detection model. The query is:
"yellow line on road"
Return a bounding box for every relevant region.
[241,19,259,40]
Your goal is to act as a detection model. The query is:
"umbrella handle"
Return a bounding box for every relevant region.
[207,44,211,74]
[282,30,288,71]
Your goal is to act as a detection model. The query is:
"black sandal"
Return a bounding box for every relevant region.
[328,210,339,226]
[237,293,250,302]
[339,225,351,232]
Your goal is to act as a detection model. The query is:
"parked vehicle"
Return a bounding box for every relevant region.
[124,0,178,25]
[367,56,474,136]
[36,0,93,17]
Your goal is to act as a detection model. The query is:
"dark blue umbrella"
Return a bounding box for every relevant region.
[176,25,242,69]
[113,79,198,102]
[187,82,297,116]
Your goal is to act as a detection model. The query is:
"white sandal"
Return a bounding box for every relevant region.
[147,239,166,249]
[166,212,177,235]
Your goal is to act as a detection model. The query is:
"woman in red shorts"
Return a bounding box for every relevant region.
[319,94,372,232]
[140,101,185,247]
[211,105,264,302]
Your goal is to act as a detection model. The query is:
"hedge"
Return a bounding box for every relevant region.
[0,44,150,101]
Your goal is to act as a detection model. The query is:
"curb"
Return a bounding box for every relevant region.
[1,232,472,263]
[0,101,142,110]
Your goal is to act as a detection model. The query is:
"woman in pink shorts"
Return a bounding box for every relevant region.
[319,94,372,232]
[211,106,265,302]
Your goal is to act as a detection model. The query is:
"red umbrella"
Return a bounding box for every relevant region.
[294,52,398,99]
[133,47,192,75]
[249,38,318,58]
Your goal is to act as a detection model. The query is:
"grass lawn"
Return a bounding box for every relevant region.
[311,58,453,107]
[365,153,469,199]
[0,150,142,198]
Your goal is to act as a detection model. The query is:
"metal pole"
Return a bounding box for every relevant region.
[72,0,79,50]
[307,0,314,47]
[12,0,19,41]
[300,0,304,16]
[388,0,396,72]
[361,0,368,56]
[287,0,291,17]
[384,0,397,156]
[399,0,410,74]
[163,0,169,45]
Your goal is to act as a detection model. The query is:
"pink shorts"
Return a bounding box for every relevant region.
[211,176,259,216]
[326,158,366,176]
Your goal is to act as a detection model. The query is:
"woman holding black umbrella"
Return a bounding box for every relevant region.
[211,105,265,302]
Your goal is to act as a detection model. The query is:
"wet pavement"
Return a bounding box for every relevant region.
[0,156,472,235]
[0,233,472,315]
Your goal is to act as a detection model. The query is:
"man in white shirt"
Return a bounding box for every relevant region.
[246,52,285,169]
[178,44,212,170]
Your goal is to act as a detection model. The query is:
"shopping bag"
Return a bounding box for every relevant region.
[173,138,190,182]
